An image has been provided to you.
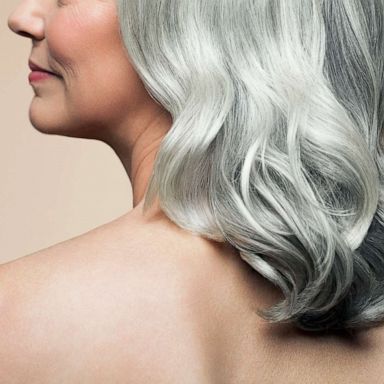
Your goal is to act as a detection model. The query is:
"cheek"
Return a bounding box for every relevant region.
[73,55,152,125]
[46,4,117,75]
[45,4,155,124]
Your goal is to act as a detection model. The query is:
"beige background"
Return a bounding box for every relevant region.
[1,1,133,264]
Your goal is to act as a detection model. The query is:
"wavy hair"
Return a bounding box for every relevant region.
[116,0,384,332]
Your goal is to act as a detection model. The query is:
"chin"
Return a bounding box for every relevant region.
[29,113,65,136]
[28,101,61,132]
[29,112,105,141]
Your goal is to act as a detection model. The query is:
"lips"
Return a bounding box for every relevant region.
[28,60,61,77]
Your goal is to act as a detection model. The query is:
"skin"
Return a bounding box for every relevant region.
[7,0,173,209]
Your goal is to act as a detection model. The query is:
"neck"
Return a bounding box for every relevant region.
[103,108,172,208]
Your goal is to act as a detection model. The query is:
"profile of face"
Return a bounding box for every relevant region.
[7,0,160,141]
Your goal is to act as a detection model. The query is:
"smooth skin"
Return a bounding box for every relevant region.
[5,0,384,383]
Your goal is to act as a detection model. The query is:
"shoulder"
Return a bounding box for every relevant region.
[0,213,219,383]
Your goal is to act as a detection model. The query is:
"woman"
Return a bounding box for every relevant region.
[5,0,384,382]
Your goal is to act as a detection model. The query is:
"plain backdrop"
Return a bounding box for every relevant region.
[1,1,133,264]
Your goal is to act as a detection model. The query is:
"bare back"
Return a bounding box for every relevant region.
[1,205,384,383]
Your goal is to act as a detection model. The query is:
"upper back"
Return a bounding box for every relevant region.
[1,207,384,383]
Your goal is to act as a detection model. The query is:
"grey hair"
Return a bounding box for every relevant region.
[116,0,384,333]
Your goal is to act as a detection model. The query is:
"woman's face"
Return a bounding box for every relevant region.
[7,0,155,139]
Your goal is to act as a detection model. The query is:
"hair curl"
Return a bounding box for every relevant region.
[116,0,384,333]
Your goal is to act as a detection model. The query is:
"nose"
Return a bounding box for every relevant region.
[8,1,45,41]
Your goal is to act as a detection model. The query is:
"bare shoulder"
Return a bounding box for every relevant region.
[4,210,384,383]
[0,211,226,383]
